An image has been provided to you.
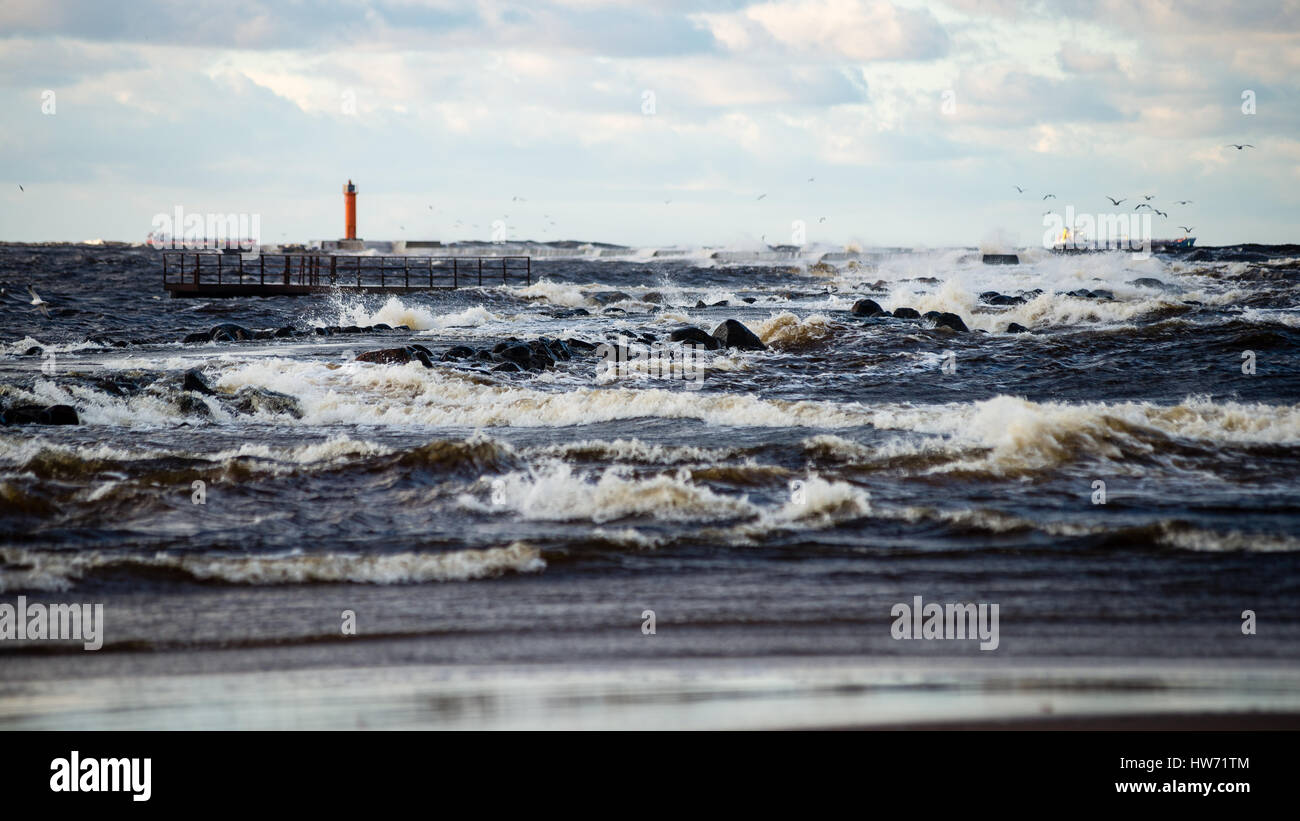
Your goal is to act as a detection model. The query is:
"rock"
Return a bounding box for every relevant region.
[394,325,411,331]
[980,292,1025,306]
[602,307,626,315]
[1006,322,1031,334]
[252,330,275,340]
[492,361,523,373]
[641,291,664,304]
[851,298,888,317]
[209,323,254,342]
[372,323,393,330]
[710,300,729,307]
[182,332,211,344]
[339,325,363,334]
[182,368,216,395]
[669,326,722,351]
[355,347,434,368]
[1089,289,1114,300]
[313,327,333,336]
[41,405,79,425]
[551,308,590,318]
[565,338,598,353]
[741,297,757,304]
[274,327,295,338]
[808,261,836,275]
[543,337,572,361]
[495,343,533,366]
[230,387,303,419]
[440,345,476,361]
[22,346,43,356]
[929,312,968,332]
[892,307,921,319]
[982,254,1020,265]
[695,300,707,309]
[711,319,766,351]
[589,291,632,305]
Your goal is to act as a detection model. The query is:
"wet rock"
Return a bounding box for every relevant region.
[565,338,598,353]
[927,312,969,332]
[1089,289,1114,300]
[440,345,476,361]
[602,307,627,315]
[851,298,888,317]
[495,343,533,366]
[492,361,523,373]
[669,326,722,350]
[313,327,333,336]
[274,327,295,338]
[355,347,434,368]
[230,386,303,419]
[182,368,217,395]
[209,323,254,342]
[1006,322,1031,334]
[0,404,79,426]
[741,297,757,304]
[892,307,921,320]
[372,323,393,331]
[252,330,276,340]
[543,337,572,361]
[21,346,43,356]
[710,300,729,307]
[590,291,633,305]
[551,308,590,318]
[641,291,664,304]
[711,319,766,351]
[182,332,211,344]
[980,292,1026,306]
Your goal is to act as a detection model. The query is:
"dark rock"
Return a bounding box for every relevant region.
[230,386,303,419]
[340,325,363,334]
[440,345,476,361]
[355,347,434,368]
[182,368,216,395]
[669,326,722,350]
[695,300,708,309]
[711,319,766,351]
[475,349,495,362]
[929,312,969,332]
[710,300,729,307]
[543,337,572,361]
[209,323,253,342]
[252,330,275,340]
[892,307,921,319]
[393,325,411,331]
[42,405,79,425]
[313,327,333,336]
[589,291,632,305]
[602,307,626,315]
[851,298,887,317]
[1006,322,1031,334]
[408,344,434,358]
[274,327,295,338]
[182,332,210,344]
[496,343,532,366]
[22,346,43,356]
[982,254,1020,265]
[492,361,523,373]
[1088,289,1114,300]
[741,297,757,304]
[372,323,393,330]
[565,338,598,353]
[641,291,664,304]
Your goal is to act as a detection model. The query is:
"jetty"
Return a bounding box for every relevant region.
[162,251,531,298]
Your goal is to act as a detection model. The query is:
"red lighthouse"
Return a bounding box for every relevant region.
[343,179,357,240]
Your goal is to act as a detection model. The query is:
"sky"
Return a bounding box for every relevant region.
[1,0,1297,248]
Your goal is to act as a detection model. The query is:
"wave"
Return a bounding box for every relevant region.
[0,542,544,592]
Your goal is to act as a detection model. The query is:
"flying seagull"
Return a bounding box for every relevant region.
[1175,200,1193,205]
[756,193,767,200]
[818,217,827,223]
[1153,209,1168,218]
[664,199,671,205]
[1134,203,1151,211]
[808,177,815,182]
[1179,226,1195,233]
[28,286,49,318]
[17,185,23,192]
[1143,194,1155,201]
[1014,185,1024,193]
[1042,193,1056,200]
[1226,144,1254,150]
[1105,196,1125,206]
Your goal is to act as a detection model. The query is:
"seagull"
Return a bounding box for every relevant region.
[664,200,671,205]
[1042,210,1054,216]
[808,177,815,182]
[28,286,49,318]
[1174,200,1193,205]
[1134,203,1152,211]
[1226,144,1254,150]
[1179,226,1195,233]
[1042,193,1056,200]
[818,217,827,223]
[756,193,766,200]
[1143,194,1155,200]
[1014,185,1024,193]
[1105,196,1125,206]
[17,185,23,192]
[1153,209,1168,218]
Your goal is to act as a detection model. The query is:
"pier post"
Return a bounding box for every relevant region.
[478,258,482,286]
[260,254,265,285]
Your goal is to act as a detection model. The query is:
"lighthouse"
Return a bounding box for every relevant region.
[339,180,363,249]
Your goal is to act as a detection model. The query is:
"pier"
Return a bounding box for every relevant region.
[162,252,531,297]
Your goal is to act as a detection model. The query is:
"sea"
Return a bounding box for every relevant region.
[2,241,1299,729]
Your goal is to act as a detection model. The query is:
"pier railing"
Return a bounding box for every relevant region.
[162,252,531,297]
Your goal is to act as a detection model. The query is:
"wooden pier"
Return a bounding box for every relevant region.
[162,252,531,297]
